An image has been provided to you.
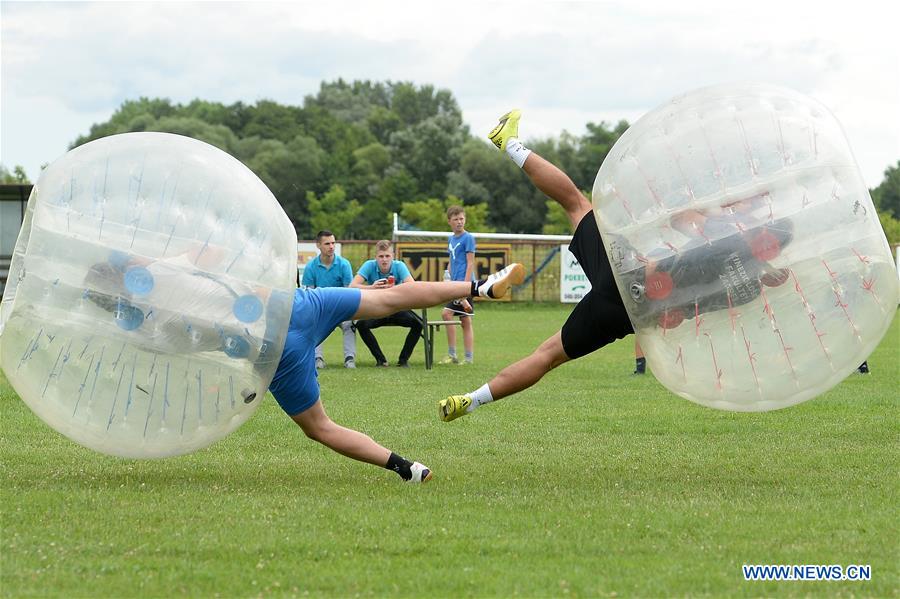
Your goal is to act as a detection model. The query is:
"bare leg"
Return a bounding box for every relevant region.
[633,339,646,374]
[354,281,471,320]
[461,316,474,357]
[443,307,457,354]
[292,400,390,466]
[522,152,592,228]
[485,331,570,400]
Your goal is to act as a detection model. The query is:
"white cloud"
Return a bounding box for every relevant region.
[1,0,898,187]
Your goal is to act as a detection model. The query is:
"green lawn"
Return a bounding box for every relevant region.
[1,304,897,597]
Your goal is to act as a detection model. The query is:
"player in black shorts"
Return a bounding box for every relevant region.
[439,109,792,422]
[439,109,635,421]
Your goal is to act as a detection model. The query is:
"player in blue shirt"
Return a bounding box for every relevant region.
[301,230,356,369]
[350,240,423,367]
[269,260,525,482]
[441,206,477,364]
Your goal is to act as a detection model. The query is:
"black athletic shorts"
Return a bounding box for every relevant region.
[560,213,634,360]
[444,296,474,318]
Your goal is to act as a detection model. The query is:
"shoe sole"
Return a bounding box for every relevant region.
[439,400,456,422]
[487,109,521,150]
[491,263,525,298]
[487,115,511,147]
[438,398,469,422]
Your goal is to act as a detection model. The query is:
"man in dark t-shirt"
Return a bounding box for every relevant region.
[625,219,792,330]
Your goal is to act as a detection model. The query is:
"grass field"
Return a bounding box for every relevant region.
[1,303,897,597]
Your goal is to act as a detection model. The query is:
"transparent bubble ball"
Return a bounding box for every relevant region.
[592,83,898,411]
[0,133,297,457]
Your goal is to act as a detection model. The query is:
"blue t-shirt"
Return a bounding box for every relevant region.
[302,255,353,288]
[357,259,412,285]
[448,232,476,281]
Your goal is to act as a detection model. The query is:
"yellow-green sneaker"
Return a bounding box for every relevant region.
[438,355,459,365]
[439,394,472,422]
[487,109,521,151]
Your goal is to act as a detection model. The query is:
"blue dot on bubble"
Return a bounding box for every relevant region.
[233,295,263,323]
[108,250,131,270]
[114,303,144,331]
[124,267,154,296]
[223,335,251,359]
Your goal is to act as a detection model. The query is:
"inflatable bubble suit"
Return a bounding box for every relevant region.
[593,83,898,411]
[0,133,297,457]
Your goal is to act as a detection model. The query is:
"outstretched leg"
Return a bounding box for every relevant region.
[487,332,570,397]
[354,265,524,320]
[490,109,591,228]
[438,109,633,423]
[522,153,592,228]
[292,400,432,483]
[356,281,470,320]
[439,332,570,421]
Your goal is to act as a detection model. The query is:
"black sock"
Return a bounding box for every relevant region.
[385,452,413,481]
[635,357,646,373]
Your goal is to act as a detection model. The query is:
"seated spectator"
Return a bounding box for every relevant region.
[350,240,423,367]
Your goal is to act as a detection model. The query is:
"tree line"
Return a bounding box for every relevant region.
[2,79,898,242]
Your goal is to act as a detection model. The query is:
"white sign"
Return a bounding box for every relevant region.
[560,244,591,303]
[297,242,342,281]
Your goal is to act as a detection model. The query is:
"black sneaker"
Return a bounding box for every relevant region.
[396,361,409,368]
[633,358,646,375]
[857,361,870,374]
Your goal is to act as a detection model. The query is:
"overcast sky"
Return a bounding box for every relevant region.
[2,1,898,188]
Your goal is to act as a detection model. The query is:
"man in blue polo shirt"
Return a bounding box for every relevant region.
[350,240,423,367]
[301,230,356,369]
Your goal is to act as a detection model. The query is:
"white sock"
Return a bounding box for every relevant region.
[467,383,494,412]
[505,138,531,168]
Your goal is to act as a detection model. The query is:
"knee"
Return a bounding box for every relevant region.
[535,338,567,370]
[381,287,404,308]
[301,424,322,442]
[297,418,332,443]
